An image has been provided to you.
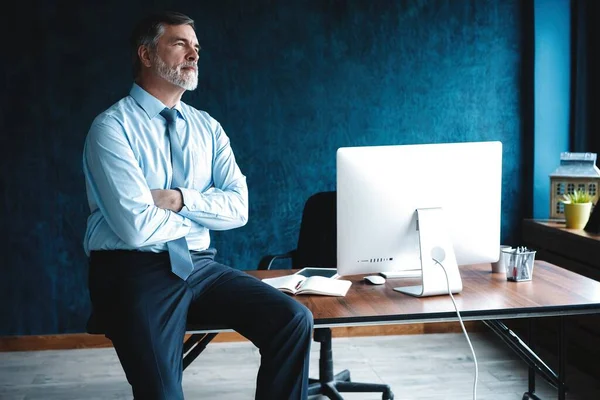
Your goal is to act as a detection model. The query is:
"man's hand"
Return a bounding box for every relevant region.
[151,189,184,212]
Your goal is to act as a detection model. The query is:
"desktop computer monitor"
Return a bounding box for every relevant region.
[336,141,502,297]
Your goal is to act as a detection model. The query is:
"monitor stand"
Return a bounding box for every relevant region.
[393,207,463,297]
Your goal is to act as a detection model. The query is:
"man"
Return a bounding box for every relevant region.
[83,11,313,400]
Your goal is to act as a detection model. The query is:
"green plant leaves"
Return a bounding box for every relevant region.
[560,189,593,204]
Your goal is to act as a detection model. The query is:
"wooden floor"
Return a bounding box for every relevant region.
[1,332,599,399]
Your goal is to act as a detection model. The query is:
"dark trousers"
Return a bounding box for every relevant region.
[88,249,313,400]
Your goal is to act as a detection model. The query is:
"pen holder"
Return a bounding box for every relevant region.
[502,247,536,282]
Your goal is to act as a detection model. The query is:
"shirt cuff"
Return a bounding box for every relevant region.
[177,187,197,212]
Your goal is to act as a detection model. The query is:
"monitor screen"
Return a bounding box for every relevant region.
[336,141,502,279]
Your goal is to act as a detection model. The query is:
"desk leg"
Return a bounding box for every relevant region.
[558,316,566,400]
[484,320,558,400]
[520,317,567,400]
[182,333,218,371]
[523,316,567,400]
[528,319,536,395]
[522,320,543,400]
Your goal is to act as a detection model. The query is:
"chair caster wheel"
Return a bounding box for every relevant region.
[383,389,394,400]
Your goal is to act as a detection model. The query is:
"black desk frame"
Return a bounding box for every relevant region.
[484,319,566,400]
[180,269,600,400]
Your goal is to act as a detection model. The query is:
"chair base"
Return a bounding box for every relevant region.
[307,369,394,399]
[308,328,394,400]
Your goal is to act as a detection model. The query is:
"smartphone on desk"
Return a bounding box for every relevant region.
[294,267,339,279]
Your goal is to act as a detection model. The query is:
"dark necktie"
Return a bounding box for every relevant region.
[160,108,194,280]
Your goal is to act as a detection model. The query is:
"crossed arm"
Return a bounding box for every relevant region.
[84,118,248,247]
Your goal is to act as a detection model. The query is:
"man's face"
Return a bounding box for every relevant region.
[152,24,199,91]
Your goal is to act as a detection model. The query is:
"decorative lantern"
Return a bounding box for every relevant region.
[549,152,600,219]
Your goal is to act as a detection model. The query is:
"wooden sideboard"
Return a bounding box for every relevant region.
[522,219,600,378]
[522,219,600,281]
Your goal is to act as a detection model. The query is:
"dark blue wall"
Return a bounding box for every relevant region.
[1,0,530,335]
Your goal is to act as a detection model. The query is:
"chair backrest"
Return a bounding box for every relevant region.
[293,191,337,269]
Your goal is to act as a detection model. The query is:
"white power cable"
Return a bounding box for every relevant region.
[432,257,479,400]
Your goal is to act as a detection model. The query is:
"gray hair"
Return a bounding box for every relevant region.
[130,11,195,79]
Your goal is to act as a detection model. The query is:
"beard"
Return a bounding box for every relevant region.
[153,53,198,91]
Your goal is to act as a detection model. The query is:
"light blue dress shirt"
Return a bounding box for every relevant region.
[83,83,248,256]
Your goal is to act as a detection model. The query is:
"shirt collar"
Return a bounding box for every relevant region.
[129,83,186,121]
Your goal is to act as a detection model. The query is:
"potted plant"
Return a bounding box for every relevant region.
[560,189,594,229]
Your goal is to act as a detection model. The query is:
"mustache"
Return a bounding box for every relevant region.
[178,62,197,70]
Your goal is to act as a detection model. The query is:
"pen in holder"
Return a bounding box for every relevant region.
[502,247,536,282]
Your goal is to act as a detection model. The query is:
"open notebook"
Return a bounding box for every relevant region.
[262,274,352,296]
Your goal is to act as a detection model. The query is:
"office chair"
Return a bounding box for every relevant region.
[259,191,394,400]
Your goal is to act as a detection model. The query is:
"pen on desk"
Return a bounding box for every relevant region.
[522,253,531,280]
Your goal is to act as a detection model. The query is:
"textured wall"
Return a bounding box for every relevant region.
[1,0,528,335]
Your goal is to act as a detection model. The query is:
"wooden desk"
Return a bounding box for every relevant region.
[248,263,600,327]
[185,262,600,400]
